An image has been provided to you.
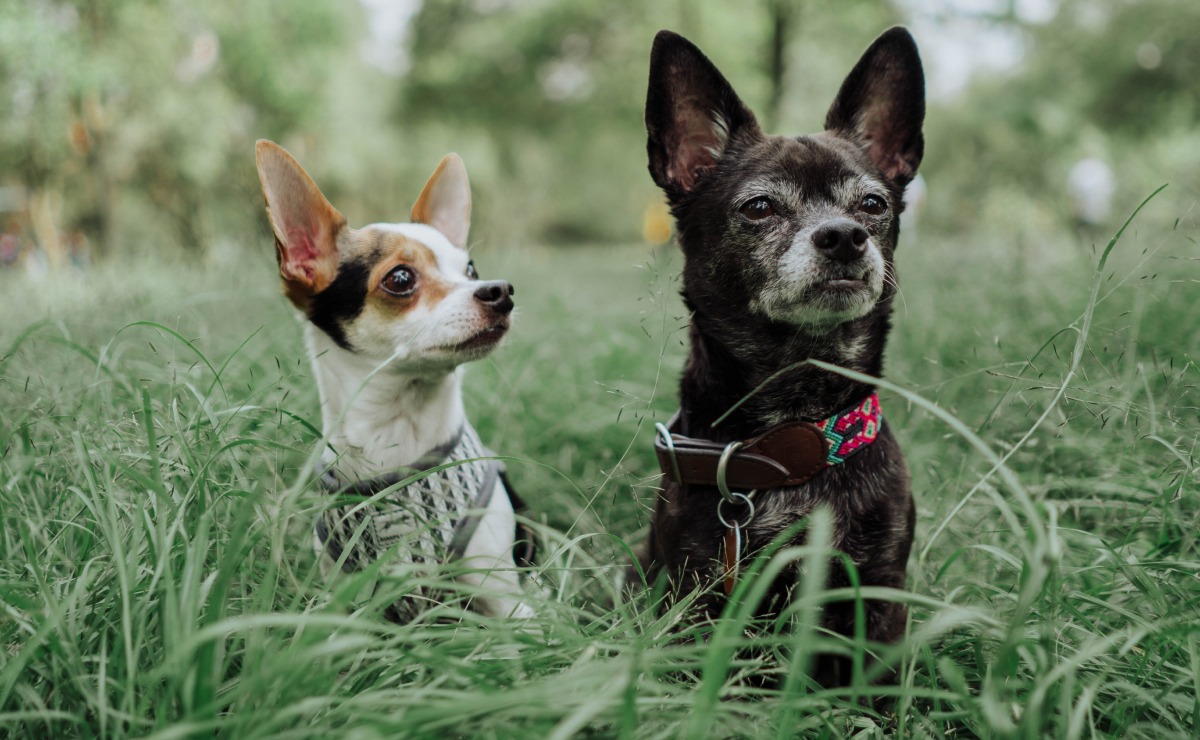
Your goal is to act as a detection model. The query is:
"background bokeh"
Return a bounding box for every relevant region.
[1,0,1196,269]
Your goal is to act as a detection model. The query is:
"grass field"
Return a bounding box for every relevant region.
[2,194,1199,737]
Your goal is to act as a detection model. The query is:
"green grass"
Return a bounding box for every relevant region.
[2,195,1200,738]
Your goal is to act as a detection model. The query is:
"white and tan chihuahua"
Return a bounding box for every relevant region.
[255,140,534,621]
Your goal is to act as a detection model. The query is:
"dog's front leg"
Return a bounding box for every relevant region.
[817,551,911,686]
[458,481,537,619]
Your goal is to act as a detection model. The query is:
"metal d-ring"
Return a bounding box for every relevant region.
[717,491,756,530]
[655,422,683,485]
[715,440,744,503]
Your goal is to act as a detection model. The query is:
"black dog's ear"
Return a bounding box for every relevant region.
[646,30,762,194]
[825,26,925,186]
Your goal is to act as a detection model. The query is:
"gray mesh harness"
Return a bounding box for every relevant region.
[315,423,504,622]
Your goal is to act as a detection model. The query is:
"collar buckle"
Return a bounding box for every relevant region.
[715,440,744,503]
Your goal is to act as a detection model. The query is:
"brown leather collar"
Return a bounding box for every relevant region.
[654,411,831,491]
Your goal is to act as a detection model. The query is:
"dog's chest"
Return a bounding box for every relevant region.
[661,480,845,561]
[316,423,501,621]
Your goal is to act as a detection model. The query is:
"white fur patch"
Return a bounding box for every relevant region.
[750,223,886,328]
[741,173,892,329]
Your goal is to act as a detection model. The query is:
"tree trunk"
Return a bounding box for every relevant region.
[765,0,796,131]
[29,187,65,271]
[76,92,116,258]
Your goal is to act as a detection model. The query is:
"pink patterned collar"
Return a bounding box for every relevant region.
[814,392,882,466]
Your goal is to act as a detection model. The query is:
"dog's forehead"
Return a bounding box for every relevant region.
[353,223,467,272]
[729,134,883,198]
[772,134,878,183]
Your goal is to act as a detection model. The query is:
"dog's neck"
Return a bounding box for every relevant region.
[679,301,890,441]
[305,326,465,482]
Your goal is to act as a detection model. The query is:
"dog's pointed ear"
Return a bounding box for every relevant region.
[645,30,762,195]
[825,27,925,187]
[412,154,471,250]
[255,140,345,298]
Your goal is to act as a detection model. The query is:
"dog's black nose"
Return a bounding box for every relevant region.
[474,280,514,315]
[813,219,870,262]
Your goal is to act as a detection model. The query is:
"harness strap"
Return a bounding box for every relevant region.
[444,458,500,560]
[316,429,464,497]
[314,429,532,568]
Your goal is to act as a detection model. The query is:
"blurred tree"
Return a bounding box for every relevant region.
[919,0,1199,237]
[0,0,355,258]
[0,2,84,266]
[0,0,908,255]
[399,0,663,243]
[395,0,903,243]
[765,0,797,131]
[1033,0,1199,137]
[4,0,1190,260]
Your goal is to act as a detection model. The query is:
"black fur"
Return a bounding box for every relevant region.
[639,28,924,685]
[308,256,372,351]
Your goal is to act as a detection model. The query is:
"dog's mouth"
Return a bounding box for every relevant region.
[815,270,870,291]
[443,324,508,353]
[753,265,883,326]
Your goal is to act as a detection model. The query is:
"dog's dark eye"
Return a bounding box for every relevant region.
[859,194,888,216]
[740,197,776,221]
[382,265,418,296]
[466,260,478,280]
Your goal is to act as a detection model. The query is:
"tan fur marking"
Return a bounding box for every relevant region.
[359,229,452,315]
[410,154,471,249]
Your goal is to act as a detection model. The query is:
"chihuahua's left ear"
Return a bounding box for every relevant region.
[412,154,471,250]
[825,27,925,186]
[255,140,345,298]
[645,30,763,196]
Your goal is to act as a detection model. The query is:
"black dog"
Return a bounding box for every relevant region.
[639,27,923,683]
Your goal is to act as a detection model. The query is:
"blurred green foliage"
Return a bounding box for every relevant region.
[0,0,1195,263]
[922,0,1200,241]
[0,0,356,262]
